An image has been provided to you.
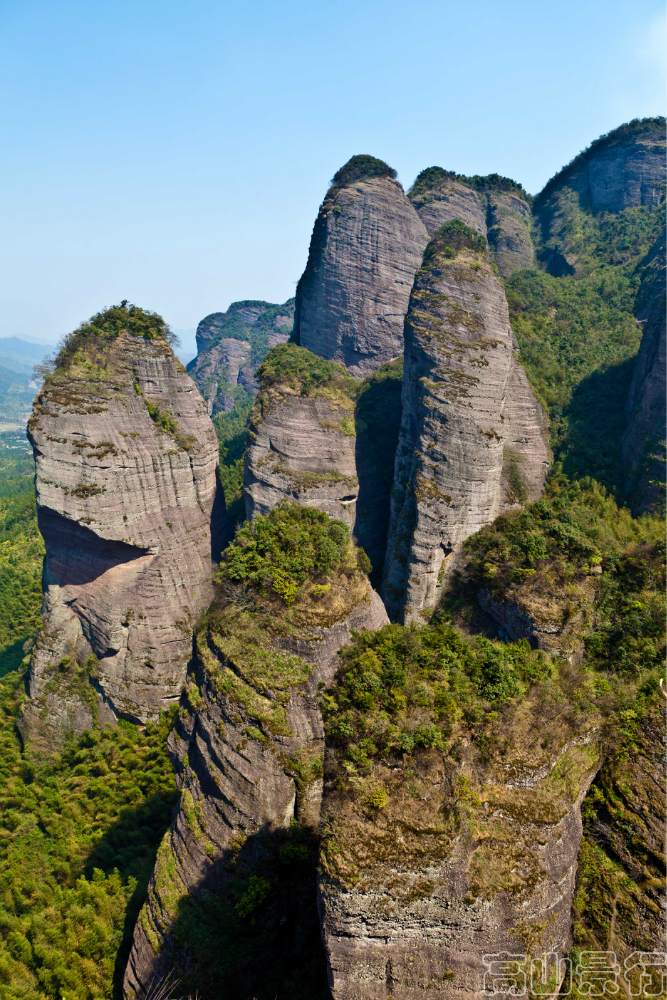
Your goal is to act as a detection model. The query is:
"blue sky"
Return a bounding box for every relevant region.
[0,0,664,350]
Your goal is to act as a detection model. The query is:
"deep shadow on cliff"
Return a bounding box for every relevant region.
[353,357,403,588]
[136,825,332,1000]
[556,356,636,497]
[88,793,179,999]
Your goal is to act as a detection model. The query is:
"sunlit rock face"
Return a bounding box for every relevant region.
[383,222,549,623]
[295,155,429,378]
[22,328,225,751]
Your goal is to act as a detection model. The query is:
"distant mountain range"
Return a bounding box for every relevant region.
[0,337,51,425]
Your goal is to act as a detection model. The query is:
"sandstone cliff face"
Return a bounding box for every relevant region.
[320,664,599,1000]
[245,390,359,530]
[189,299,294,416]
[244,348,360,532]
[124,529,388,994]
[533,117,665,276]
[383,223,549,623]
[244,345,405,584]
[409,169,535,278]
[22,325,225,750]
[295,155,429,378]
[623,231,666,513]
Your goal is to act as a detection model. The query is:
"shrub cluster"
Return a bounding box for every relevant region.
[462,474,665,675]
[409,166,529,202]
[331,154,397,189]
[320,619,550,774]
[422,219,488,263]
[256,342,353,397]
[40,302,175,377]
[216,504,354,606]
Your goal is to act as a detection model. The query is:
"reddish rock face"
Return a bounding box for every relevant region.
[383,224,549,623]
[123,554,388,995]
[22,329,226,751]
[295,157,429,378]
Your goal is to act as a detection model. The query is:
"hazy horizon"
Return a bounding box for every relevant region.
[1,0,664,342]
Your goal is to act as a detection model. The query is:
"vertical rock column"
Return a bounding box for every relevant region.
[295,155,428,378]
[22,327,226,750]
[383,222,548,623]
[123,514,388,995]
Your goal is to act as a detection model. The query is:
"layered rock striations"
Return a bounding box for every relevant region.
[295,155,429,378]
[189,299,294,416]
[244,344,360,532]
[318,624,600,1000]
[622,230,666,513]
[22,307,225,750]
[244,343,405,583]
[383,222,549,623]
[409,168,535,278]
[124,506,388,994]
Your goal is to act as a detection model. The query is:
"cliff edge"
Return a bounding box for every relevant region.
[22,305,226,752]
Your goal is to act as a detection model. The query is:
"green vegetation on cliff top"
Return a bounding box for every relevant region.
[216,503,362,607]
[256,342,354,398]
[42,303,176,377]
[458,472,665,676]
[422,219,488,262]
[331,154,397,189]
[409,165,529,202]
[321,619,553,775]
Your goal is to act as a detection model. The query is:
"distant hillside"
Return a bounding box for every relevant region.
[0,338,50,426]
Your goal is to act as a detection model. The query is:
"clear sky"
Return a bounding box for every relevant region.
[1,0,664,348]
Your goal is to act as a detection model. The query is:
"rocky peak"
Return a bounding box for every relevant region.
[409,167,535,278]
[382,221,549,622]
[190,298,294,416]
[294,154,429,378]
[533,117,666,276]
[244,343,405,586]
[21,305,226,752]
[244,344,360,531]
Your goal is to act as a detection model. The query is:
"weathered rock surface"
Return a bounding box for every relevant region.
[409,169,535,278]
[295,155,429,378]
[22,328,225,751]
[124,556,388,994]
[320,680,599,1000]
[533,117,665,276]
[189,299,294,416]
[244,351,359,531]
[383,223,549,623]
[623,230,666,513]
[244,345,405,584]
